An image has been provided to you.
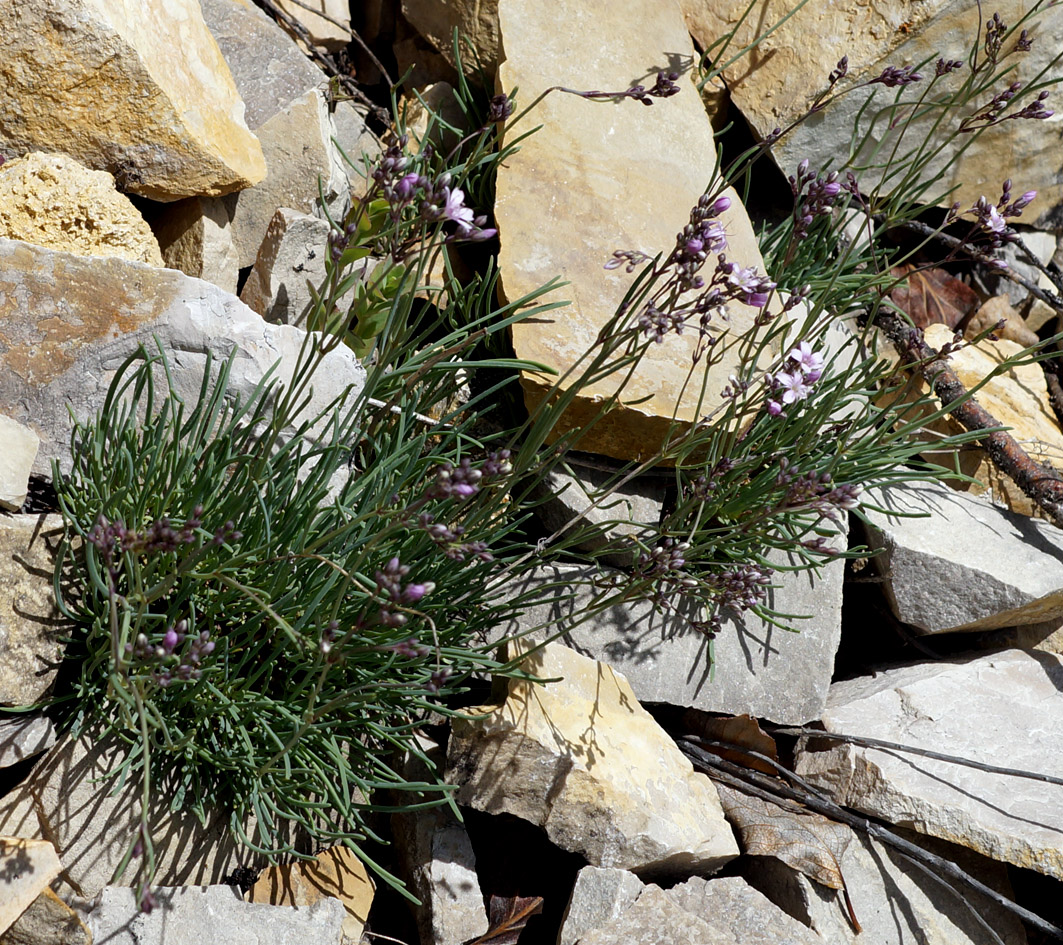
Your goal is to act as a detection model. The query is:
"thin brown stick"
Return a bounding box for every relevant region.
[876,308,1063,526]
[278,0,395,87]
[768,726,1063,788]
[678,740,1063,942]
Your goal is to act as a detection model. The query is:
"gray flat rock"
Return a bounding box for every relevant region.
[862,481,1063,633]
[795,649,1063,879]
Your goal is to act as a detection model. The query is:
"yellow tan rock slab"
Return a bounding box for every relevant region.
[249,846,374,942]
[0,0,266,201]
[0,152,163,265]
[496,0,775,462]
[0,838,61,938]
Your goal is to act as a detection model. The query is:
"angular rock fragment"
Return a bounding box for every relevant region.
[0,239,366,480]
[146,195,240,294]
[794,650,1063,879]
[0,514,67,705]
[240,208,332,324]
[276,0,352,51]
[0,153,162,265]
[0,839,61,939]
[862,480,1063,633]
[402,0,500,74]
[495,0,777,461]
[0,887,90,945]
[557,866,644,945]
[744,826,1026,945]
[0,716,56,769]
[87,886,344,945]
[249,847,374,943]
[494,551,844,725]
[0,0,266,200]
[225,89,350,269]
[446,641,739,876]
[0,417,39,512]
[681,1,1063,225]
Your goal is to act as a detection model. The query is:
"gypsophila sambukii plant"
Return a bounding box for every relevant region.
[48,4,1063,913]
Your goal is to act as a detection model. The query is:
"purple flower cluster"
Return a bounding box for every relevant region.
[124,619,215,687]
[959,179,1037,250]
[374,556,436,628]
[773,457,862,524]
[789,160,843,242]
[700,562,775,634]
[767,342,825,416]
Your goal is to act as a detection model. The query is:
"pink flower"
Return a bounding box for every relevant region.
[442,187,475,234]
[776,371,812,404]
[787,341,825,381]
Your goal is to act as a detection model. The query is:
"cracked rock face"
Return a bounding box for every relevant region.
[794,649,1063,880]
[446,641,739,875]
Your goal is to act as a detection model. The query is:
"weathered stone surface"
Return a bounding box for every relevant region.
[495,0,776,462]
[0,239,366,480]
[531,460,667,566]
[898,323,1063,519]
[0,716,56,769]
[0,887,90,945]
[578,877,820,945]
[995,230,1059,331]
[744,827,1026,945]
[200,0,325,131]
[249,847,373,944]
[147,196,240,295]
[241,208,332,324]
[0,514,67,706]
[0,416,39,512]
[557,866,644,945]
[794,649,1063,879]
[88,886,344,945]
[681,1,1063,226]
[393,808,487,945]
[964,295,1039,348]
[276,0,352,51]
[0,732,290,900]
[446,641,739,876]
[0,0,266,201]
[225,90,350,269]
[402,0,500,73]
[494,551,844,725]
[0,153,163,265]
[862,480,1063,633]
[0,840,61,939]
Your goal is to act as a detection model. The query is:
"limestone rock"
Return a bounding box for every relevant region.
[745,827,1026,945]
[794,650,1063,879]
[225,90,350,269]
[0,153,162,265]
[401,0,500,74]
[862,480,1063,633]
[0,514,67,706]
[249,847,374,943]
[200,0,326,131]
[0,732,290,900]
[0,239,367,480]
[530,460,668,567]
[557,866,644,945]
[577,877,820,945]
[276,0,352,51]
[0,0,266,201]
[494,550,844,725]
[0,888,90,945]
[996,230,1060,331]
[680,1,1063,225]
[446,641,739,876]
[0,417,39,512]
[964,295,1039,348]
[904,323,1063,519]
[495,0,776,462]
[240,208,332,324]
[87,886,344,945]
[146,196,240,294]
[0,839,61,939]
[0,716,56,769]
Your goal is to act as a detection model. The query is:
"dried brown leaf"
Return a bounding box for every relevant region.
[715,782,851,890]
[465,894,544,945]
[890,264,980,331]
[680,712,778,775]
